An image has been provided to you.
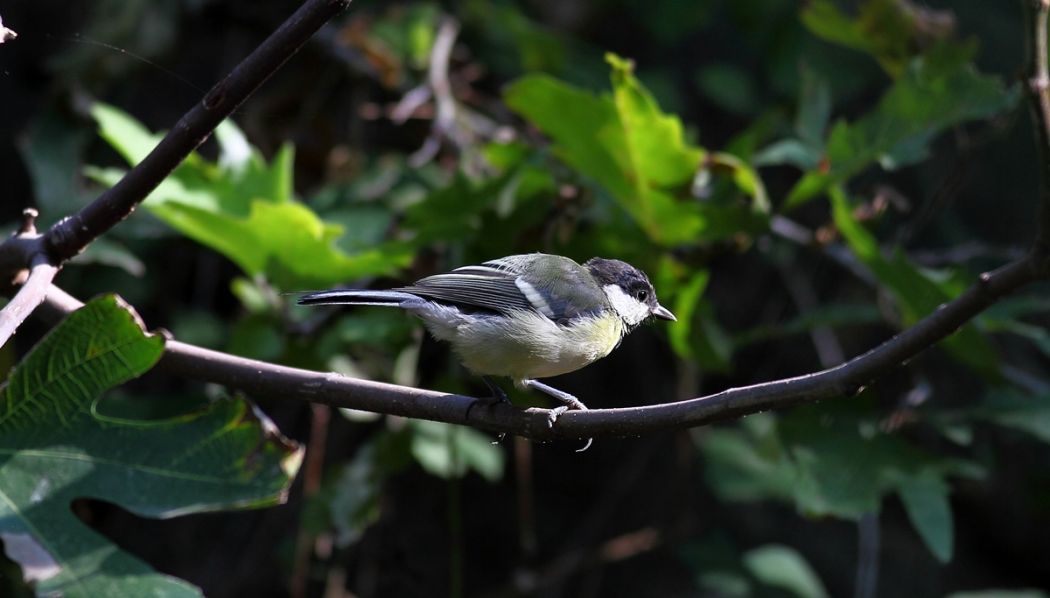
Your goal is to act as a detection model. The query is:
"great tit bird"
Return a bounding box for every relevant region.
[298,253,676,448]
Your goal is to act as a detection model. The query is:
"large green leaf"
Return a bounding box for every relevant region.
[784,45,1018,207]
[699,405,981,561]
[88,103,412,289]
[505,53,768,245]
[0,296,302,597]
[829,187,999,375]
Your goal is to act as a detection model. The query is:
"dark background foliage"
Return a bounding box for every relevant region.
[1,1,1048,597]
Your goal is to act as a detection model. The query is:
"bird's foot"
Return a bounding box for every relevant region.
[466,377,512,445]
[522,379,593,452]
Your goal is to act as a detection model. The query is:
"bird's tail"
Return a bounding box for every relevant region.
[297,289,422,308]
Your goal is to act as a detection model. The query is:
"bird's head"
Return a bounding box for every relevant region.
[585,257,677,327]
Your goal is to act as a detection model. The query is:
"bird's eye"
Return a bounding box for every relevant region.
[635,289,648,301]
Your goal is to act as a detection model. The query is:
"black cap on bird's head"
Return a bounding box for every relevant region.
[584,257,676,324]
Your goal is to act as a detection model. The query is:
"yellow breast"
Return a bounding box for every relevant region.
[442,311,624,382]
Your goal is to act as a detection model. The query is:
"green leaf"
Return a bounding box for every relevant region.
[694,63,758,116]
[829,187,999,375]
[801,0,924,76]
[409,421,504,481]
[325,430,411,546]
[753,139,822,170]
[957,390,1050,444]
[786,45,1017,209]
[828,45,1016,176]
[733,303,882,348]
[505,54,768,245]
[700,403,981,560]
[92,102,164,165]
[88,103,412,289]
[743,544,829,598]
[668,270,710,360]
[795,67,832,148]
[0,296,302,597]
[898,475,953,562]
[18,105,93,224]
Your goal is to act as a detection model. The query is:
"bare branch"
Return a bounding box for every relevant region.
[0,210,58,349]
[0,256,58,349]
[38,254,1043,442]
[41,0,352,264]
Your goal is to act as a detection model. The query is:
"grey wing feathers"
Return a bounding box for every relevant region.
[301,254,612,323]
[400,254,610,321]
[397,272,534,313]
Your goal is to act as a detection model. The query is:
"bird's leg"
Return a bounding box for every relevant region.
[521,379,593,452]
[479,376,510,445]
[480,376,510,404]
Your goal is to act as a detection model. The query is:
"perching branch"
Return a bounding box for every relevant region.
[39,252,1045,442]
[8,0,1050,446]
[41,0,352,264]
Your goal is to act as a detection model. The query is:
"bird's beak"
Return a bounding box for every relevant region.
[652,304,677,321]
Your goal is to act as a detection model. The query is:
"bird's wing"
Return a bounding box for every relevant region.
[400,255,609,322]
[398,269,533,314]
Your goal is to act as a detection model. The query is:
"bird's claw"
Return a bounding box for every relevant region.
[546,405,569,428]
[545,404,593,452]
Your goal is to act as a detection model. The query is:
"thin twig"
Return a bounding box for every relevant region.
[409,17,460,167]
[1027,0,1050,249]
[0,210,58,349]
[38,253,1043,442]
[0,256,58,349]
[39,0,352,264]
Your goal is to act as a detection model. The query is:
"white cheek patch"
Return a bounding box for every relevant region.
[515,278,556,318]
[603,284,650,326]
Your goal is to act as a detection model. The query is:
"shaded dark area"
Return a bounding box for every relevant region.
[2,1,1049,597]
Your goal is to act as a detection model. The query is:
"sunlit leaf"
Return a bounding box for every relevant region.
[88,103,412,289]
[505,54,768,245]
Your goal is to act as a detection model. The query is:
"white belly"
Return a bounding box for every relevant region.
[418,307,624,382]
